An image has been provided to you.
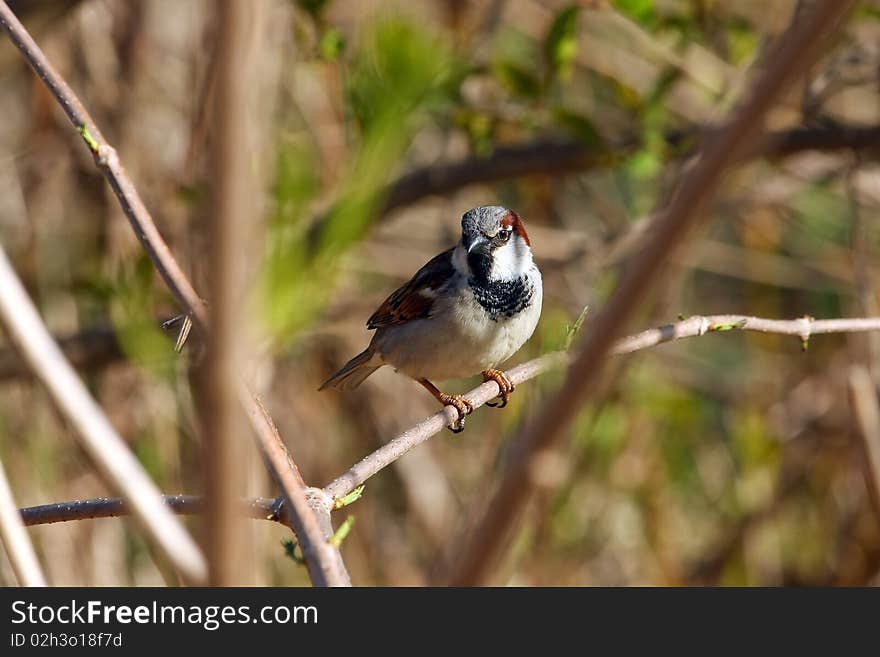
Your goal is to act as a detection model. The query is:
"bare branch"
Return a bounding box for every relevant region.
[19,496,279,527]
[0,0,349,587]
[0,245,207,584]
[446,0,858,585]
[0,3,204,320]
[381,124,880,216]
[245,393,351,586]
[324,314,880,501]
[16,313,880,580]
[0,457,46,585]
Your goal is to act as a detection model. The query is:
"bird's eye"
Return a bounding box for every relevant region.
[498,229,511,242]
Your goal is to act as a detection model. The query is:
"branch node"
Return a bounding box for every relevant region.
[96,143,119,169]
[698,316,711,335]
[799,315,814,351]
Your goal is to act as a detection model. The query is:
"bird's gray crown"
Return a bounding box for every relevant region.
[461,205,509,238]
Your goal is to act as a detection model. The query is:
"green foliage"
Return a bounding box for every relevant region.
[319,28,345,61]
[552,108,605,148]
[492,27,542,99]
[544,6,580,82]
[109,254,177,381]
[613,0,658,28]
[329,515,355,547]
[263,17,463,340]
[295,0,330,20]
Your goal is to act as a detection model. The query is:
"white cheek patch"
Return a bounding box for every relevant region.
[491,237,533,280]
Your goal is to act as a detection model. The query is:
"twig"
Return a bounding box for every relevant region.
[17,313,880,569]
[381,124,880,216]
[0,0,349,587]
[19,495,279,526]
[0,457,46,585]
[0,3,204,321]
[324,314,880,500]
[447,0,857,585]
[0,245,207,584]
[246,392,351,586]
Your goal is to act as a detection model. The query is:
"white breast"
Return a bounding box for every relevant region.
[374,265,542,382]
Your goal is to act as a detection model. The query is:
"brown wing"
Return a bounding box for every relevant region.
[367,248,455,329]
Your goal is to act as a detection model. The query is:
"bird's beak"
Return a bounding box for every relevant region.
[464,234,487,254]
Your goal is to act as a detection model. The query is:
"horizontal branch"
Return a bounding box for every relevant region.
[0,0,350,587]
[381,123,880,215]
[19,496,279,526]
[323,314,880,500]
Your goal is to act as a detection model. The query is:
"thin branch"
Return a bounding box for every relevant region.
[0,245,207,584]
[0,1,349,587]
[0,3,203,320]
[446,0,857,586]
[245,392,351,586]
[324,314,880,500]
[381,124,880,216]
[19,496,279,527]
[18,314,880,557]
[0,457,46,585]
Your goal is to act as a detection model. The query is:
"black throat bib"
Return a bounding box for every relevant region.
[469,275,533,321]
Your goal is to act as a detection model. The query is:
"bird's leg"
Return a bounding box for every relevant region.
[418,378,474,433]
[482,369,515,408]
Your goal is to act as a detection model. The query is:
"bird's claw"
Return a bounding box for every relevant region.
[441,394,473,433]
[483,369,515,409]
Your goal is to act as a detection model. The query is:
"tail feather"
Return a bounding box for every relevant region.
[319,347,382,391]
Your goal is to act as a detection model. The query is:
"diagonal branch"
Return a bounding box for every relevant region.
[18,315,880,568]
[446,0,858,586]
[0,243,207,584]
[0,0,349,587]
[323,314,880,501]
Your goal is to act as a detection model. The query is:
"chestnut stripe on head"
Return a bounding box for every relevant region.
[501,211,530,246]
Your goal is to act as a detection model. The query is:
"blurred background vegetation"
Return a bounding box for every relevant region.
[1,0,880,585]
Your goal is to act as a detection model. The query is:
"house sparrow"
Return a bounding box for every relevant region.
[320,206,542,432]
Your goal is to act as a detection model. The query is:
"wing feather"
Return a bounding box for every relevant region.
[367,248,455,329]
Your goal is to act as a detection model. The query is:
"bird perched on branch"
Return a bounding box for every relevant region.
[320,205,542,432]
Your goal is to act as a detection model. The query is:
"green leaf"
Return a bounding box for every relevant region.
[544,6,580,81]
[494,61,542,98]
[552,109,606,150]
[282,539,305,565]
[333,485,365,510]
[709,319,748,332]
[564,305,591,350]
[613,0,657,28]
[319,28,345,61]
[329,516,355,548]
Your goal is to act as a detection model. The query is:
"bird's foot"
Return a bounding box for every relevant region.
[483,369,515,408]
[438,393,474,433]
